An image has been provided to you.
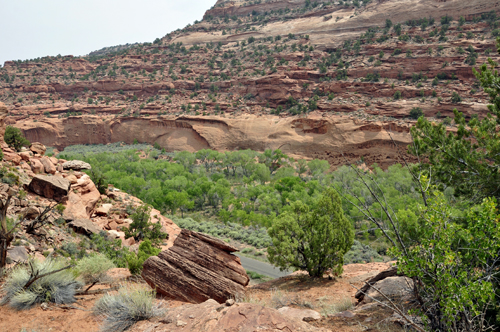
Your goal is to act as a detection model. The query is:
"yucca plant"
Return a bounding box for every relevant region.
[1,258,81,310]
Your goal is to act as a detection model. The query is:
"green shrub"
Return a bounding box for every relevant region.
[75,254,115,291]
[124,205,168,247]
[451,91,462,103]
[4,126,30,152]
[61,242,78,257]
[1,258,81,310]
[90,231,130,268]
[126,239,160,275]
[409,107,424,119]
[394,91,402,100]
[93,284,164,332]
[344,240,383,264]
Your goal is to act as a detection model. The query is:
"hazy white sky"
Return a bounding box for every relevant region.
[0,0,216,66]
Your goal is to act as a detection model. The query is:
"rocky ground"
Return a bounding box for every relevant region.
[0,0,497,167]
[0,262,406,332]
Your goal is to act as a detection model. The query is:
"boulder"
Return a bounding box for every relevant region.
[28,175,70,201]
[62,160,91,170]
[30,142,46,156]
[19,151,31,161]
[142,229,249,304]
[67,218,101,235]
[49,156,58,165]
[95,203,113,216]
[363,276,414,304]
[3,152,21,165]
[30,158,44,174]
[22,206,40,219]
[129,300,329,332]
[7,246,29,263]
[108,230,125,239]
[65,174,78,184]
[40,156,56,174]
[278,307,322,322]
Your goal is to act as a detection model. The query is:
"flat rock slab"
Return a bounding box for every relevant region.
[7,246,28,263]
[278,306,322,322]
[62,160,91,170]
[68,218,101,235]
[129,300,330,332]
[142,229,249,304]
[28,175,70,201]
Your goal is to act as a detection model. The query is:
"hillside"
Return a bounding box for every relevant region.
[0,0,498,167]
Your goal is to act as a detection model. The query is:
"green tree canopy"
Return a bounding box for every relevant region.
[267,188,354,277]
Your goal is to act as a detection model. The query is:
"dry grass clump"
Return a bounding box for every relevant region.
[93,283,164,332]
[1,258,81,310]
[317,295,354,316]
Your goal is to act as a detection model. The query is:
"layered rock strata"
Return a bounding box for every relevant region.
[142,229,249,303]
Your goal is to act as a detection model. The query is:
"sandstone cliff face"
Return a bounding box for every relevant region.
[142,229,249,304]
[15,113,413,168]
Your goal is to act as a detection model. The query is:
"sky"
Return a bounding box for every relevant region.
[0,0,216,66]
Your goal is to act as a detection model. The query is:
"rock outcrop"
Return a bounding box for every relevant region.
[67,218,101,236]
[62,173,100,220]
[28,175,70,201]
[129,299,329,332]
[62,160,91,170]
[142,229,249,304]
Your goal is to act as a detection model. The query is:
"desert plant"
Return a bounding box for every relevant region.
[124,204,168,247]
[451,91,462,103]
[4,126,30,152]
[93,284,164,332]
[409,107,424,119]
[125,239,160,275]
[1,258,81,310]
[75,254,115,292]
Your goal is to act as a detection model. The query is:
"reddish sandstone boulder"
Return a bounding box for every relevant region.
[30,142,46,156]
[28,175,70,201]
[40,156,56,174]
[3,152,21,165]
[142,229,249,304]
[30,158,44,174]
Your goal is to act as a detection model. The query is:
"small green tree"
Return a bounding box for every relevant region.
[4,126,30,151]
[267,188,354,277]
[124,204,168,247]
